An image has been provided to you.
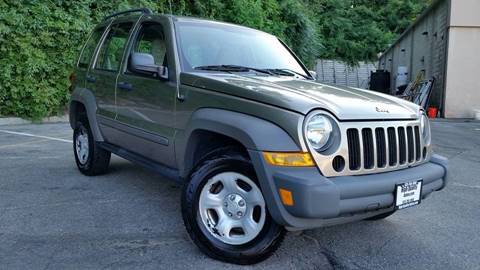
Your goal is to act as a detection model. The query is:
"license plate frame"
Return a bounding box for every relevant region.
[395,179,423,210]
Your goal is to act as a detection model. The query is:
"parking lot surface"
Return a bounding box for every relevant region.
[0,120,479,269]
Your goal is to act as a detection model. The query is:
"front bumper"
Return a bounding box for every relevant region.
[249,151,448,230]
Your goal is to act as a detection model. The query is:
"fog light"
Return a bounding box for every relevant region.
[279,188,294,206]
[263,152,315,167]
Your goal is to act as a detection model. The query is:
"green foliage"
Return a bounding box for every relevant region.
[0,0,429,119]
[306,0,430,65]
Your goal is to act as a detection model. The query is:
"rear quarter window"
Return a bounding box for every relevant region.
[78,27,106,68]
[95,23,133,72]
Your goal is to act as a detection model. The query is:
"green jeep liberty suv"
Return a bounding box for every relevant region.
[69,9,448,265]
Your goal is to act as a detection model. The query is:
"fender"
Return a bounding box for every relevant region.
[69,88,104,142]
[177,108,302,177]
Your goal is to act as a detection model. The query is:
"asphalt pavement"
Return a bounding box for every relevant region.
[0,120,479,269]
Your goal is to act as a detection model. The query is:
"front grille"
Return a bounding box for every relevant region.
[345,124,424,171]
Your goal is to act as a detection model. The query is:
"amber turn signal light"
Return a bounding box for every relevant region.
[279,188,294,206]
[263,152,315,167]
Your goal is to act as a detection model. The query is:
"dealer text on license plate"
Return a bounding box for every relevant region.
[395,180,423,210]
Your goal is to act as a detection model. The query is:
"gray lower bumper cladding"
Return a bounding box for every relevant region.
[249,151,448,230]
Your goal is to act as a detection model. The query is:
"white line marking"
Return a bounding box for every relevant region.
[0,138,51,149]
[452,182,480,189]
[0,130,72,143]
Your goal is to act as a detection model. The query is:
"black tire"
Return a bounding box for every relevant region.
[365,210,396,221]
[73,116,111,176]
[181,149,285,265]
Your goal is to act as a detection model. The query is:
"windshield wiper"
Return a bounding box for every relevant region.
[267,68,311,80]
[194,65,274,75]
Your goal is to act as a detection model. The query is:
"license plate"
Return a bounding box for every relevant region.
[395,180,423,210]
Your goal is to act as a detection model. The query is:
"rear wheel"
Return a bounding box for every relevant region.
[73,116,111,176]
[181,150,284,265]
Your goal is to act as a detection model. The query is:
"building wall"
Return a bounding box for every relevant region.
[430,3,449,111]
[378,0,449,111]
[444,0,480,118]
[449,0,480,26]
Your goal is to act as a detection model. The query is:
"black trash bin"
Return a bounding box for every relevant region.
[369,70,390,94]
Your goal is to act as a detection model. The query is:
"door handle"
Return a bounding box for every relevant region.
[117,82,133,91]
[86,75,96,83]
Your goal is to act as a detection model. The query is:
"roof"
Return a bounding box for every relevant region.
[102,9,270,36]
[168,15,267,34]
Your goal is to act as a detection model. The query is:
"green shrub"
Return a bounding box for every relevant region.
[0,1,161,119]
[0,1,92,119]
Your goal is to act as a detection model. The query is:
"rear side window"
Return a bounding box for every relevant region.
[78,27,105,68]
[95,22,133,72]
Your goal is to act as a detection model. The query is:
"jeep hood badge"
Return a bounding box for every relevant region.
[375,106,390,113]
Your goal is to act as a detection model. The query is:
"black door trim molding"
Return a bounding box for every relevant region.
[97,114,169,146]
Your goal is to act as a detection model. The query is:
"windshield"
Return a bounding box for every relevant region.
[175,21,308,77]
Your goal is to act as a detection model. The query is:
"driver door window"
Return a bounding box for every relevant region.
[130,24,167,69]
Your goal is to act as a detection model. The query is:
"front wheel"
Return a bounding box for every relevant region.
[181,150,284,265]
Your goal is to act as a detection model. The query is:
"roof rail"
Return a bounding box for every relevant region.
[103,8,153,21]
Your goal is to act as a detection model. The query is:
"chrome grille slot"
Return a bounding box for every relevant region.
[387,127,397,166]
[407,126,414,163]
[375,128,387,168]
[362,128,374,169]
[414,126,421,161]
[398,127,407,164]
[347,129,361,170]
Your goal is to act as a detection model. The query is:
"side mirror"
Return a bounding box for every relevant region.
[131,53,168,80]
[309,70,317,80]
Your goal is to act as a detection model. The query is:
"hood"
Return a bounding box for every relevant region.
[180,72,420,120]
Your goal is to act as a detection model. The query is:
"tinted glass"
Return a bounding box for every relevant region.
[131,24,167,67]
[95,23,133,71]
[175,21,307,76]
[78,27,105,68]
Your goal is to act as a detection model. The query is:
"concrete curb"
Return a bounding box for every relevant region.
[0,115,69,126]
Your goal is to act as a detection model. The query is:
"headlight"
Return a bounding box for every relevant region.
[420,113,431,144]
[306,114,333,151]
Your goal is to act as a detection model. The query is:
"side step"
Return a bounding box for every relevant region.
[97,142,182,183]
